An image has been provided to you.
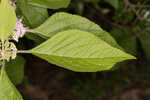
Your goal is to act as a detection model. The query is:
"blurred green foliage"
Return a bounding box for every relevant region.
[64,0,150,99]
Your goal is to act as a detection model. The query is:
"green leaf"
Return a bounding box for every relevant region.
[32,12,121,49]
[104,0,119,9]
[0,0,17,42]
[16,0,48,43]
[6,56,26,85]
[27,0,71,9]
[30,30,135,72]
[17,0,48,28]
[0,69,23,100]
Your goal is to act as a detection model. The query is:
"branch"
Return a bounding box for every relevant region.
[16,50,30,54]
[0,50,31,54]
[1,59,5,70]
[124,0,144,21]
[133,5,150,8]
[26,29,34,33]
[1,42,6,69]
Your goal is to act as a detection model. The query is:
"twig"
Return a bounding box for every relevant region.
[124,0,144,21]
[26,29,34,33]
[1,42,6,69]
[16,50,30,54]
[0,50,31,54]
[1,59,5,70]
[133,5,150,8]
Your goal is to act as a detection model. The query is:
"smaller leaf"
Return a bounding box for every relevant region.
[0,69,23,100]
[17,0,49,28]
[6,56,26,85]
[27,0,71,9]
[16,0,48,43]
[32,12,121,49]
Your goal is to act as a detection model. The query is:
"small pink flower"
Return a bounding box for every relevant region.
[13,18,27,42]
[9,0,16,10]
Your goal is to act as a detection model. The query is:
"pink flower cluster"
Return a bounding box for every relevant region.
[13,19,27,41]
[9,0,16,10]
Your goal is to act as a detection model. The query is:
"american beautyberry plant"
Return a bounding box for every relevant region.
[0,0,135,99]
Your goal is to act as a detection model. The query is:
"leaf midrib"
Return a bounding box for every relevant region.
[31,50,135,60]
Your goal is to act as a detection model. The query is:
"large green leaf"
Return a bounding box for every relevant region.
[0,69,23,100]
[6,56,26,85]
[30,30,135,72]
[32,12,121,49]
[0,0,17,42]
[27,0,71,9]
[17,0,48,28]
